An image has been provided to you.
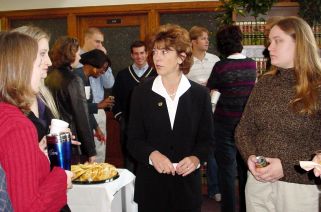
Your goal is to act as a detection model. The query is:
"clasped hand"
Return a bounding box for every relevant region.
[247,155,284,183]
[149,150,199,177]
[312,152,321,177]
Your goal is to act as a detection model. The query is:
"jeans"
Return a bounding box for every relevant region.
[206,152,220,196]
[214,122,237,212]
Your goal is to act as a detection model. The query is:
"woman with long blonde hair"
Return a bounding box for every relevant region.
[235,16,321,212]
[12,25,73,212]
[0,30,72,212]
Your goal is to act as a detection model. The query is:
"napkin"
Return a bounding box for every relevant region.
[299,161,321,171]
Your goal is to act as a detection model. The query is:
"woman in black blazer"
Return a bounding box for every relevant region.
[127,24,214,212]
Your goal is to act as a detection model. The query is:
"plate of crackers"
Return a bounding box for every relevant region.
[71,162,119,184]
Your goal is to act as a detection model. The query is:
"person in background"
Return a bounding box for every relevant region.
[112,40,157,172]
[207,25,257,212]
[80,27,114,104]
[46,36,96,163]
[235,16,321,212]
[74,49,114,162]
[127,24,214,212]
[0,31,71,211]
[186,26,220,85]
[80,27,115,162]
[186,25,221,202]
[0,164,12,212]
[262,16,284,71]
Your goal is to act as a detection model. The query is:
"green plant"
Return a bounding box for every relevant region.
[241,0,277,22]
[298,0,321,26]
[215,0,244,25]
[215,0,276,25]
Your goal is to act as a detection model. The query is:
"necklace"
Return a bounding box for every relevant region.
[168,92,176,97]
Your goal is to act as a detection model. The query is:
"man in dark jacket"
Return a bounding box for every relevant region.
[112,40,157,172]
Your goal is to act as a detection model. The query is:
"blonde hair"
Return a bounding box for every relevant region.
[0,31,38,113]
[269,16,321,115]
[12,26,60,118]
[84,27,103,39]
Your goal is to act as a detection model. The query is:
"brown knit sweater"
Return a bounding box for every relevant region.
[235,69,321,184]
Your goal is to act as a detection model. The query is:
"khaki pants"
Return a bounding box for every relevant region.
[94,109,106,163]
[246,171,319,212]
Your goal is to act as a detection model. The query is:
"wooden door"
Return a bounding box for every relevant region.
[79,14,148,74]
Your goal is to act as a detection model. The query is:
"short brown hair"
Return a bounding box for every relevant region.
[149,24,193,74]
[189,26,209,41]
[50,36,79,68]
[0,31,38,112]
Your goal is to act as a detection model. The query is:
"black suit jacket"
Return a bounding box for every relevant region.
[127,77,214,210]
[46,66,96,157]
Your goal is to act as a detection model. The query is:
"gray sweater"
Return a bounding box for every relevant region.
[235,68,321,184]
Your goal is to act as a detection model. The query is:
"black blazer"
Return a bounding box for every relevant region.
[127,77,214,210]
[46,66,96,157]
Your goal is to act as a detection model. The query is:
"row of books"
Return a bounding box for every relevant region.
[235,21,321,46]
[312,24,321,46]
[253,57,268,76]
[235,21,266,46]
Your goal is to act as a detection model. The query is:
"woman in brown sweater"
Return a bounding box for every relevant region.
[235,16,321,212]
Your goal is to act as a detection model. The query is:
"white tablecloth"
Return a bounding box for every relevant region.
[67,169,138,212]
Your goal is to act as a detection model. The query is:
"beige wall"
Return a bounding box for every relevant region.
[0,0,215,11]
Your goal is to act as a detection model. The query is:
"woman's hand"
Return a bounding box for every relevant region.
[88,156,96,163]
[94,127,106,143]
[65,170,74,189]
[248,155,284,183]
[97,97,114,109]
[176,156,200,177]
[312,152,321,177]
[149,151,175,175]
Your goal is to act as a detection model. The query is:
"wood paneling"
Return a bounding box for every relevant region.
[0,1,223,36]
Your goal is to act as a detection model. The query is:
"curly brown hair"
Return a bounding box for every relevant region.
[148,24,193,74]
[0,31,38,112]
[50,36,79,69]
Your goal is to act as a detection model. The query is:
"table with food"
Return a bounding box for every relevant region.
[68,162,137,212]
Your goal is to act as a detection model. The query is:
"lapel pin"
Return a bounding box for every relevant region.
[158,102,163,107]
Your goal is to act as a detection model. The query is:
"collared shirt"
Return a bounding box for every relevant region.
[227,53,246,59]
[152,74,191,129]
[149,75,201,169]
[89,67,115,103]
[186,52,220,86]
[132,63,149,78]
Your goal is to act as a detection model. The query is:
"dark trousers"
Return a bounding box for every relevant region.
[119,118,136,173]
[214,123,239,212]
[236,151,247,212]
[206,152,220,196]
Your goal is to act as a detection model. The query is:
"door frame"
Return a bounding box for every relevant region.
[77,13,148,46]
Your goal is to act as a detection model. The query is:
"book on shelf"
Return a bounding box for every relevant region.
[312,24,321,46]
[235,21,266,46]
